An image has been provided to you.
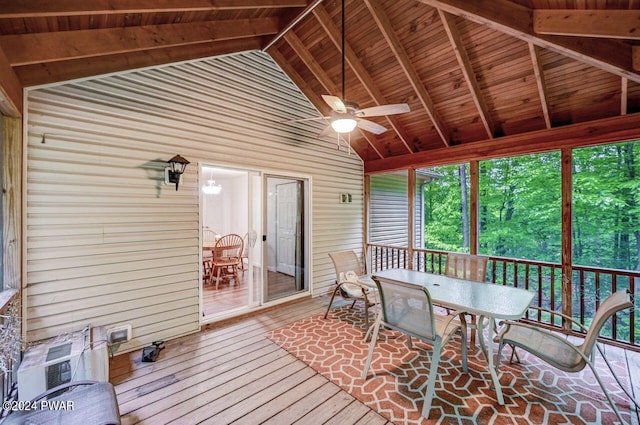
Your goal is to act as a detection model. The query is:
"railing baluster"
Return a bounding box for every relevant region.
[580,269,585,328]
[537,265,543,322]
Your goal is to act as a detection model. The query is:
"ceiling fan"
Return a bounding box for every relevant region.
[288,0,410,136]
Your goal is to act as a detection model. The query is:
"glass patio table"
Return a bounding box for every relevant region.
[358,268,534,405]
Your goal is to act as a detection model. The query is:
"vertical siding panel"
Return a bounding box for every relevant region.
[25,51,363,349]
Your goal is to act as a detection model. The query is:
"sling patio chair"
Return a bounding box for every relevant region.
[497,290,640,424]
[324,250,378,334]
[444,252,489,347]
[362,275,468,419]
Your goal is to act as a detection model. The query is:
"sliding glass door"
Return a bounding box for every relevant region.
[264,175,308,301]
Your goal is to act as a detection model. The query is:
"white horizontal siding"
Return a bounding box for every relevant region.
[25,50,363,349]
[369,173,409,247]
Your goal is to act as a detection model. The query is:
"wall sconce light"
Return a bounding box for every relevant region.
[165,155,190,191]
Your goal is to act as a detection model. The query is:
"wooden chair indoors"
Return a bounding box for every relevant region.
[444,252,489,346]
[211,233,244,290]
[324,250,378,333]
[240,230,258,275]
[202,229,218,285]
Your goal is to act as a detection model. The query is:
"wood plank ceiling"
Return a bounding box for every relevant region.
[2,0,640,173]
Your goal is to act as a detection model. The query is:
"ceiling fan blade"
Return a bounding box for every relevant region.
[356,103,410,117]
[322,95,347,113]
[357,119,387,135]
[318,124,334,138]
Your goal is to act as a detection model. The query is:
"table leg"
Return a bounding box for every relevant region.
[477,314,504,405]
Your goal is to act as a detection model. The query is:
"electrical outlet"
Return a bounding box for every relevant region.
[106,325,132,344]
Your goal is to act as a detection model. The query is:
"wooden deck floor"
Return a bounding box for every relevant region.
[110,296,387,425]
[110,296,640,425]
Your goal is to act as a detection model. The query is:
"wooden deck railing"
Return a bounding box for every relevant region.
[366,244,640,351]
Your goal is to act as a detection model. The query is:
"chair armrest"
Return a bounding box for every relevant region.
[439,310,467,333]
[525,306,589,332]
[498,320,591,360]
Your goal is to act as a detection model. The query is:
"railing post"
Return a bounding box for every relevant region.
[408,168,415,270]
[561,148,573,331]
[363,174,370,272]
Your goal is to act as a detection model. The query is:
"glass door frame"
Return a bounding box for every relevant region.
[261,172,312,307]
[199,162,261,324]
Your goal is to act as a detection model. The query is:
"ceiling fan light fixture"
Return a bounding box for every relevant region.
[331,118,357,133]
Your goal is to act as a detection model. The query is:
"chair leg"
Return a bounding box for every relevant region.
[421,342,442,419]
[469,314,477,347]
[232,265,239,286]
[361,314,383,380]
[216,266,222,290]
[459,318,468,373]
[587,361,626,424]
[323,284,342,319]
[363,294,370,332]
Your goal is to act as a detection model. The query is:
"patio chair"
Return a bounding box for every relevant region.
[497,290,640,424]
[444,252,489,346]
[211,233,244,290]
[362,275,468,419]
[324,250,378,333]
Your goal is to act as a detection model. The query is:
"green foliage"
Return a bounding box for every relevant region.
[420,140,639,271]
[573,142,640,270]
[422,164,468,252]
[479,152,561,262]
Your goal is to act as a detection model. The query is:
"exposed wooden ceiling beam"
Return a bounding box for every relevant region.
[621,78,628,115]
[0,18,279,66]
[16,37,263,87]
[528,43,551,129]
[263,0,324,52]
[0,0,306,18]
[533,10,640,40]
[365,0,450,147]
[417,0,640,83]
[438,10,494,138]
[365,113,640,174]
[312,5,414,154]
[277,33,386,158]
[0,47,21,117]
[283,31,337,95]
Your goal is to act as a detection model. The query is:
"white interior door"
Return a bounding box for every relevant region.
[276,182,297,276]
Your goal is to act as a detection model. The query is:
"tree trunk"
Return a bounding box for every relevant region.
[459,164,469,250]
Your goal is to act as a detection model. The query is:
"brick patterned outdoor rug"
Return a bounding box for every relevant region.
[266,304,635,425]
